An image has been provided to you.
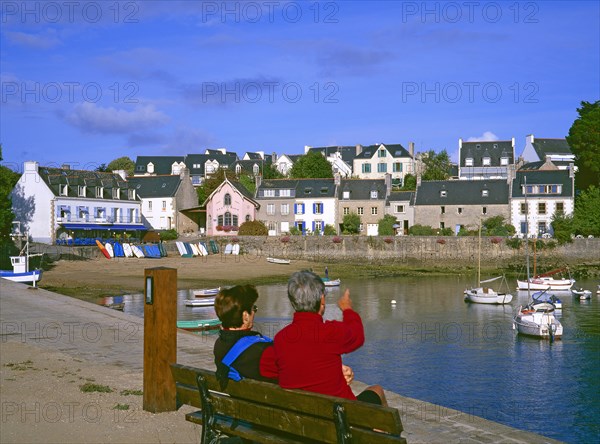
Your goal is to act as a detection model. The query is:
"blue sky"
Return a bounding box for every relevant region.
[1,1,599,171]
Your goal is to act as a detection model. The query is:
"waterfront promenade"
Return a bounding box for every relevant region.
[0,279,563,443]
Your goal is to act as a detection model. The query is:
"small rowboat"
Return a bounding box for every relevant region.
[177,319,221,332]
[267,257,290,265]
[572,288,592,300]
[323,278,341,287]
[185,297,216,307]
[193,287,220,297]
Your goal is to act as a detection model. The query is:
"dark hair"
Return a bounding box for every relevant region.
[287,270,324,312]
[214,285,258,328]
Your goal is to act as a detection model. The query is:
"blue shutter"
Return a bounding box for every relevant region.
[313,203,316,214]
[294,204,298,214]
[312,221,316,233]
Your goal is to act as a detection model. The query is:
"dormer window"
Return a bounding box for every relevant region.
[304,187,312,194]
[60,184,68,196]
[78,186,86,197]
[253,164,259,175]
[482,189,489,197]
[343,191,350,199]
[476,144,481,149]
[482,156,491,166]
[147,162,155,174]
[128,189,135,200]
[378,149,386,158]
[465,158,473,167]
[493,144,498,149]
[96,187,103,198]
[500,156,509,165]
[440,190,447,197]
[320,187,328,194]
[112,188,120,199]
[235,164,241,174]
[370,190,378,199]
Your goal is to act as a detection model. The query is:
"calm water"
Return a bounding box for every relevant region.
[118,276,600,443]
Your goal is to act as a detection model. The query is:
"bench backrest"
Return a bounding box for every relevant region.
[171,363,405,443]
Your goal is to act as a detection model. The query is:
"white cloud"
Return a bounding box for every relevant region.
[466,131,499,142]
[4,30,61,49]
[66,102,169,134]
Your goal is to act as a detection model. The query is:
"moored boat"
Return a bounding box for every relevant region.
[1,233,43,286]
[266,257,290,265]
[531,290,562,309]
[193,287,220,297]
[323,278,341,287]
[185,297,216,307]
[516,268,575,291]
[572,288,592,300]
[513,301,563,340]
[177,319,221,332]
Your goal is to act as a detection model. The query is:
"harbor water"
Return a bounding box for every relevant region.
[119,276,600,444]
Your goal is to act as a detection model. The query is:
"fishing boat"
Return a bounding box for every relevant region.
[531,290,562,309]
[185,297,216,307]
[266,257,290,265]
[193,287,220,297]
[572,288,592,300]
[516,234,574,290]
[0,232,43,286]
[513,175,562,341]
[177,319,221,332]
[464,223,513,304]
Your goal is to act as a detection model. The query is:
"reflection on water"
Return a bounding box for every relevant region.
[121,277,599,443]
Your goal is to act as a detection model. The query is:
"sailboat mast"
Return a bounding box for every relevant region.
[524,176,531,297]
[478,221,481,285]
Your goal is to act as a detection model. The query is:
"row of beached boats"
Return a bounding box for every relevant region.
[95,240,165,259]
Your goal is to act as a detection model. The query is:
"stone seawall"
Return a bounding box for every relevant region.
[29,236,600,271]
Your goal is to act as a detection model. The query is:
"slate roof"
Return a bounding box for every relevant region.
[184,153,239,176]
[244,152,262,160]
[338,179,386,200]
[460,140,514,167]
[532,138,572,158]
[415,180,509,205]
[511,170,573,198]
[308,146,358,165]
[127,176,181,198]
[355,143,412,160]
[257,178,336,198]
[37,167,136,200]
[134,156,185,175]
[387,191,415,205]
[232,159,263,175]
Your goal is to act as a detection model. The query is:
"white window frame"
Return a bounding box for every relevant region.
[280,203,289,215]
[267,204,275,215]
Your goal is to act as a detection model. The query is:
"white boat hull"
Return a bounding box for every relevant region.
[464,288,513,304]
[572,289,592,300]
[323,278,341,287]
[267,257,290,264]
[513,303,563,339]
[185,297,216,307]
[193,288,220,297]
[516,277,574,291]
[0,269,43,284]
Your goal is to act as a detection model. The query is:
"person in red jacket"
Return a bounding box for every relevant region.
[274,270,387,405]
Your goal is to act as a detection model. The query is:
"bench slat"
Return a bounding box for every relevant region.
[171,364,403,435]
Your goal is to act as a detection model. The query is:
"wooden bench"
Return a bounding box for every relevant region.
[171,363,407,443]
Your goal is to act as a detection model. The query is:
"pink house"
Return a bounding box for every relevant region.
[203,178,259,236]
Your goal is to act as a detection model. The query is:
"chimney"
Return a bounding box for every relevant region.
[62,164,70,170]
[113,170,128,180]
[255,174,262,190]
[180,167,190,180]
[304,145,311,154]
[271,152,277,163]
[527,134,534,144]
[408,142,415,158]
[257,151,265,159]
[355,144,362,156]
[569,162,575,179]
[385,173,392,197]
[24,161,39,173]
[334,172,341,186]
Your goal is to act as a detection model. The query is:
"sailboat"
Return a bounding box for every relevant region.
[516,237,575,290]
[464,222,513,304]
[513,176,563,340]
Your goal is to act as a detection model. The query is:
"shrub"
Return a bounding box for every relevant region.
[323,224,337,235]
[342,213,361,235]
[377,214,397,236]
[505,238,522,249]
[238,220,268,236]
[409,224,435,236]
[289,226,302,235]
[159,229,178,241]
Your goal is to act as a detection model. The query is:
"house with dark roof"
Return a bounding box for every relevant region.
[520,135,574,170]
[134,156,186,176]
[11,162,143,244]
[203,178,259,236]
[386,191,415,235]
[414,180,510,234]
[305,145,359,177]
[255,178,299,235]
[127,169,198,233]
[353,143,414,186]
[337,178,389,235]
[510,168,574,238]
[458,138,515,180]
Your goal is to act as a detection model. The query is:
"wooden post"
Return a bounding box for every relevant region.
[143,267,177,412]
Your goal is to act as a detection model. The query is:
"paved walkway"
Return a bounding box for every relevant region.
[0,279,563,443]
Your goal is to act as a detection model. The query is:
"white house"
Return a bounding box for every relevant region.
[293,179,337,235]
[353,143,414,186]
[11,161,144,244]
[520,135,575,170]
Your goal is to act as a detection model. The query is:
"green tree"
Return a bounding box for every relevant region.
[551,212,574,244]
[0,145,20,241]
[289,151,333,178]
[409,224,435,235]
[107,156,135,176]
[323,224,337,235]
[237,175,256,195]
[197,168,237,205]
[572,185,600,236]
[482,215,515,236]
[95,163,108,172]
[377,214,397,236]
[400,173,416,190]
[262,164,284,179]
[567,100,600,191]
[342,212,360,234]
[421,150,451,181]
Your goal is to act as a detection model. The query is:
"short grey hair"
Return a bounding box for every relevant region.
[287,270,325,312]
